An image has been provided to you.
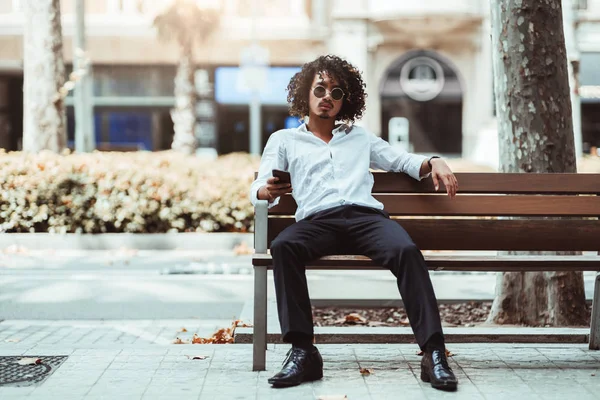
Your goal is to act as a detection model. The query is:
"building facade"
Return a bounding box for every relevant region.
[0,0,598,168]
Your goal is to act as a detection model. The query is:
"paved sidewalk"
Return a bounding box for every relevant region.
[0,320,599,399]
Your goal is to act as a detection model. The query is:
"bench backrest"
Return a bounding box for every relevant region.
[264,172,600,252]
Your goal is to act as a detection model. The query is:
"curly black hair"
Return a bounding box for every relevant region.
[286,55,367,124]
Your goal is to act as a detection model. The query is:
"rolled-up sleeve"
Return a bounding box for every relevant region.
[250,131,288,208]
[368,133,429,180]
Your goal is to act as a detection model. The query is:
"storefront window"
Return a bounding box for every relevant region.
[93,65,175,97]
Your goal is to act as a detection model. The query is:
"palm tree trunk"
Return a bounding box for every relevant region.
[171,43,197,155]
[22,0,67,153]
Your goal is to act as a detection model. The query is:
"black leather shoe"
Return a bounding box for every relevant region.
[268,346,323,388]
[420,349,458,391]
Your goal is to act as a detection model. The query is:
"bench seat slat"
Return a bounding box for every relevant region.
[271,194,600,216]
[267,218,600,252]
[252,254,600,271]
[370,172,600,194]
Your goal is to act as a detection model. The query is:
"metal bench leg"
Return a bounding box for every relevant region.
[590,272,600,350]
[253,265,268,370]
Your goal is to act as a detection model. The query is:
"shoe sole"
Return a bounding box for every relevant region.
[421,369,457,391]
[269,370,323,388]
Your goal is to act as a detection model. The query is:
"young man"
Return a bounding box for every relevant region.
[250,55,459,392]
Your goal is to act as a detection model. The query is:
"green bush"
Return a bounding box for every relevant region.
[0,150,259,233]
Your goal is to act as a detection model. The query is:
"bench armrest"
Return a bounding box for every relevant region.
[254,200,269,254]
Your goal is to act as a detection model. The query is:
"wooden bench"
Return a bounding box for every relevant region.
[251,172,600,371]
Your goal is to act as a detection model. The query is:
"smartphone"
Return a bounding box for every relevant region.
[272,169,291,184]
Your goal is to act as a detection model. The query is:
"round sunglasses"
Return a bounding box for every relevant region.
[313,85,345,101]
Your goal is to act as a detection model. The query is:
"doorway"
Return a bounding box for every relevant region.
[380,50,463,156]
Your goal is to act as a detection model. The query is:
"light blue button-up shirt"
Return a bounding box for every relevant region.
[250,123,429,221]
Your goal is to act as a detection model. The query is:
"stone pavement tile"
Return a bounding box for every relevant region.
[560,369,600,385]
[475,385,541,399]
[203,384,258,400]
[0,346,34,355]
[463,370,527,385]
[108,361,163,371]
[531,383,599,400]
[313,385,371,400]
[204,370,259,386]
[149,371,206,386]
[582,384,600,398]
[86,382,149,398]
[119,348,169,356]
[0,386,37,396]
[99,370,157,381]
[31,384,92,398]
[367,383,427,398]
[142,383,203,397]
[255,385,315,400]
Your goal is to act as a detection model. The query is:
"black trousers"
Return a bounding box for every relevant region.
[271,204,444,350]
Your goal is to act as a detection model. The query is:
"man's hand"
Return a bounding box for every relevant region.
[259,177,293,202]
[430,158,458,198]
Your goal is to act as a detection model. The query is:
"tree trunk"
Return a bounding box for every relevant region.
[22,0,66,153]
[170,43,197,155]
[488,0,587,326]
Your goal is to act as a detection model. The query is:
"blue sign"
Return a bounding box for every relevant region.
[285,116,302,129]
[215,66,301,105]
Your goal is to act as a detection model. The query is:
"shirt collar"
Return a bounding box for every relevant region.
[298,121,353,136]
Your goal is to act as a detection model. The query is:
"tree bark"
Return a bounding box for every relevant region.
[488,0,587,326]
[22,0,67,153]
[170,43,197,155]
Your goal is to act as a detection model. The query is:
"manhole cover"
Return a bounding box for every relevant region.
[0,356,68,387]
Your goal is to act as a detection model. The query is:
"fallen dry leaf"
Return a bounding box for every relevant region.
[172,337,190,344]
[186,355,209,360]
[359,368,374,376]
[191,334,207,344]
[233,242,253,255]
[16,358,41,366]
[180,327,188,333]
[318,396,348,400]
[5,339,20,343]
[336,313,367,325]
[190,319,252,344]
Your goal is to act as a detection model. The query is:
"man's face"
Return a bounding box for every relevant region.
[308,72,344,120]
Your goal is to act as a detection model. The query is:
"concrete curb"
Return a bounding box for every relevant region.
[0,233,253,251]
[234,326,591,345]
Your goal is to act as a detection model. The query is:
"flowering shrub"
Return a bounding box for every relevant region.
[0,150,259,233]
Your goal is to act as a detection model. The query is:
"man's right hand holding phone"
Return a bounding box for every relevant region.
[258,177,292,203]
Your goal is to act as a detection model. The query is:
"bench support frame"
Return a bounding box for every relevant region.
[590,272,600,350]
[253,201,269,371]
